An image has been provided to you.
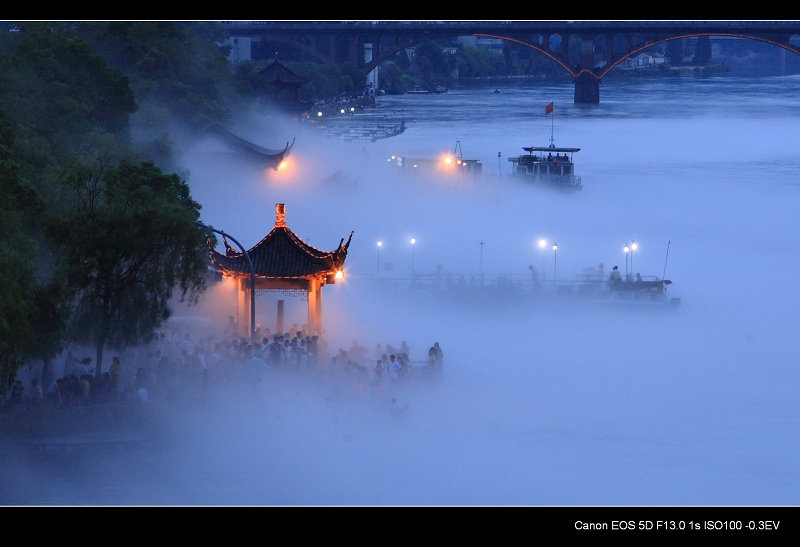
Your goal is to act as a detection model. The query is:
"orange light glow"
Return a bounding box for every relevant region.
[335,269,344,280]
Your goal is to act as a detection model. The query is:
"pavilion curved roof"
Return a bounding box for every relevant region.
[209,204,353,279]
[257,58,309,86]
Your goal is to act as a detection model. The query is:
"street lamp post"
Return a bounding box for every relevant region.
[411,238,416,280]
[195,221,256,343]
[624,244,630,277]
[552,243,558,285]
[497,152,502,177]
[630,240,637,276]
[479,240,484,285]
[377,240,382,280]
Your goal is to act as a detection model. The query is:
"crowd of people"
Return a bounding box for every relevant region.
[0,319,444,413]
[309,89,377,117]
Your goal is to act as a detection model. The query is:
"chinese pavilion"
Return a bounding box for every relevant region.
[209,204,353,336]
[257,57,314,114]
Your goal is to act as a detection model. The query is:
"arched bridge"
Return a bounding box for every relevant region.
[223,21,800,103]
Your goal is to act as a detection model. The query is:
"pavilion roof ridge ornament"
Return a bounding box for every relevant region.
[275,203,287,228]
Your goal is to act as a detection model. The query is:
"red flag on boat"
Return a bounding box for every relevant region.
[545,102,554,115]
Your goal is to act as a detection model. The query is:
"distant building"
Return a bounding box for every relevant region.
[618,51,666,69]
[456,36,503,52]
[226,36,252,64]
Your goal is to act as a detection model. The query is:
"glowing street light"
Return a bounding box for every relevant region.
[630,240,638,276]
[552,242,558,283]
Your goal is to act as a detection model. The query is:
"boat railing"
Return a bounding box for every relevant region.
[363,273,670,296]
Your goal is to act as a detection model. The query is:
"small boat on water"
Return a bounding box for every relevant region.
[508,101,582,190]
[310,119,406,142]
[507,145,582,190]
[387,141,482,178]
[407,85,448,95]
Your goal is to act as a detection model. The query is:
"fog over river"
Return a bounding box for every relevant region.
[4,74,800,506]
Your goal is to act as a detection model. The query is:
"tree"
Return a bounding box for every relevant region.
[412,40,457,86]
[665,39,684,66]
[0,108,66,389]
[378,60,415,94]
[46,157,210,377]
[0,24,138,183]
[455,46,506,79]
[73,20,234,159]
[693,35,712,66]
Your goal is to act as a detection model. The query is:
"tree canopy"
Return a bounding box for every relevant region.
[46,158,210,376]
[74,22,233,132]
[0,23,137,183]
[693,36,713,66]
[0,138,39,386]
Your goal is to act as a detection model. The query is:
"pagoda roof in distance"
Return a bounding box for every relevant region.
[257,58,309,85]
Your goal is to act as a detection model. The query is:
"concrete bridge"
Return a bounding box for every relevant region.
[223,21,800,103]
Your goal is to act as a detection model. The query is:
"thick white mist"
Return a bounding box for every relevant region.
[6,76,800,506]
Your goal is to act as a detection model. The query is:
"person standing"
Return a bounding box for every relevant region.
[609,266,622,287]
[388,354,401,384]
[109,356,123,398]
[373,359,385,386]
[427,346,439,368]
[433,342,443,366]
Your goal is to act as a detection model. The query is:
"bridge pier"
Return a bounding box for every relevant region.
[574,73,600,104]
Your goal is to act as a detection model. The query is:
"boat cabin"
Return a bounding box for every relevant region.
[508,146,582,190]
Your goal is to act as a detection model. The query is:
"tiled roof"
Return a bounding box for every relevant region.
[257,59,309,85]
[209,124,295,165]
[210,221,353,279]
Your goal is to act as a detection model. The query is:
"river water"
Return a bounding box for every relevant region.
[4,74,800,506]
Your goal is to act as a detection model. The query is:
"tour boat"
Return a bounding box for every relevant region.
[507,145,582,190]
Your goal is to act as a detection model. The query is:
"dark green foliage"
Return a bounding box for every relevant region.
[0,24,137,180]
[74,21,233,131]
[46,158,210,376]
[455,45,506,79]
[412,41,457,87]
[693,35,712,66]
[665,39,685,65]
[0,113,52,388]
[378,61,416,95]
